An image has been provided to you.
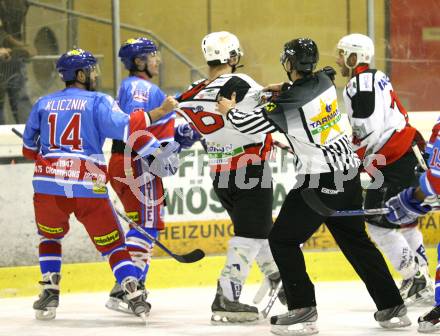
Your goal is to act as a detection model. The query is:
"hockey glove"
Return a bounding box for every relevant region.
[143,141,180,177]
[386,187,431,225]
[174,123,202,151]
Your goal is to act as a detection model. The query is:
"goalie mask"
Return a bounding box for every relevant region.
[337,33,374,69]
[201,31,243,71]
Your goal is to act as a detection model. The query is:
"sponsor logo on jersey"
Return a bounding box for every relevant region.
[377,75,391,91]
[309,99,342,144]
[320,187,339,195]
[37,223,64,235]
[127,211,139,222]
[92,181,107,194]
[265,102,277,113]
[93,230,120,246]
[133,89,149,103]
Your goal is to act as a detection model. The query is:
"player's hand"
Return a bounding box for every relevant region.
[0,48,11,62]
[385,187,431,225]
[174,123,202,151]
[146,141,180,177]
[263,82,285,93]
[216,92,236,115]
[160,96,179,114]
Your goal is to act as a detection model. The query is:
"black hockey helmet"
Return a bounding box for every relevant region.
[280,38,319,74]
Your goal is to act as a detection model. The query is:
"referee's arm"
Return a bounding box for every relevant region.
[225,107,277,134]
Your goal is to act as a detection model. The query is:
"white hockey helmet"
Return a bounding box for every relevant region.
[337,33,374,68]
[201,31,243,64]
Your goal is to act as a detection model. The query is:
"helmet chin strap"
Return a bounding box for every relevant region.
[229,56,243,73]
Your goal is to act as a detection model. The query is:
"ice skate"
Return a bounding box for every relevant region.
[211,282,259,324]
[374,303,411,328]
[106,281,151,315]
[399,269,433,305]
[270,306,318,335]
[33,272,61,320]
[121,277,150,323]
[418,306,440,333]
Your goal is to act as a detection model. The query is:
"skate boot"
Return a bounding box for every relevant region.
[106,281,151,315]
[399,270,432,305]
[270,306,318,335]
[211,282,259,324]
[121,277,150,322]
[418,306,440,333]
[374,303,411,328]
[33,272,61,320]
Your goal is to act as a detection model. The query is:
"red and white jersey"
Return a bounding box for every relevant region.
[343,66,416,166]
[178,73,272,172]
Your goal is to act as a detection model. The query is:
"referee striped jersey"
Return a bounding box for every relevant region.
[227,70,361,174]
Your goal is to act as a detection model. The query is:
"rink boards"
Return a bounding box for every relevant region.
[0,112,438,297]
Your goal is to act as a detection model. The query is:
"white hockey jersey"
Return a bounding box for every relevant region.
[178,73,272,172]
[342,66,417,166]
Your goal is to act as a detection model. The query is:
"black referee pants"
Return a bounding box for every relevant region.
[269,171,403,311]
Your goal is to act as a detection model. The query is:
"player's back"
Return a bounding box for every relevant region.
[36,87,111,159]
[118,76,175,144]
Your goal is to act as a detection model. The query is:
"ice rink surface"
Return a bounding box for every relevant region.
[0,281,433,336]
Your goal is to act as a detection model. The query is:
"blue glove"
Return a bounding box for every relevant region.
[144,141,180,177]
[385,187,431,225]
[174,123,202,151]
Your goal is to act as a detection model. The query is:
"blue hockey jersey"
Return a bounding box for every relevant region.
[23,87,160,198]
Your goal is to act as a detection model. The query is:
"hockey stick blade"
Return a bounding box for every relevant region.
[115,208,205,263]
[301,188,391,217]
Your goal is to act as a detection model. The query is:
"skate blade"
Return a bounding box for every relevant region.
[138,312,148,325]
[418,321,440,333]
[35,307,56,320]
[271,322,318,335]
[378,315,411,329]
[105,297,133,315]
[404,288,435,306]
[211,311,259,325]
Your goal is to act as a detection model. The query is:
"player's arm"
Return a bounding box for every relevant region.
[386,120,440,225]
[217,92,279,134]
[22,102,41,160]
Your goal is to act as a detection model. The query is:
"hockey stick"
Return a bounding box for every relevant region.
[412,141,428,171]
[260,281,283,319]
[300,188,391,217]
[115,208,205,263]
[11,127,23,138]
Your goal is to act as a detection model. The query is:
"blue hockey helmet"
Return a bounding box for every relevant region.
[118,37,158,70]
[56,48,98,82]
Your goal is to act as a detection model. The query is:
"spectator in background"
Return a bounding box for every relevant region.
[0,0,33,124]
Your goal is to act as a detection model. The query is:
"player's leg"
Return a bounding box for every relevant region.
[365,160,430,304]
[326,174,409,329]
[269,176,325,335]
[400,225,434,301]
[108,153,155,311]
[75,197,149,319]
[418,243,440,332]
[32,193,72,320]
[210,166,271,323]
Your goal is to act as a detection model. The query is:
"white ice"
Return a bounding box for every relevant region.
[0,281,433,336]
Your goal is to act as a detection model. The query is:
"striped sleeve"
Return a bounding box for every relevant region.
[226,107,277,134]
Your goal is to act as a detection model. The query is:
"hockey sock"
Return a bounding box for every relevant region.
[39,238,62,275]
[126,227,157,282]
[219,236,262,301]
[401,227,428,267]
[367,223,418,279]
[107,247,138,284]
[255,240,279,277]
